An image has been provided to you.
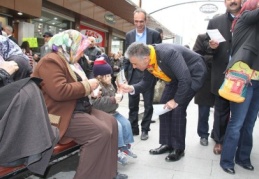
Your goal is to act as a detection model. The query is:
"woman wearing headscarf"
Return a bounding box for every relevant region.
[0,35,31,83]
[32,30,118,179]
[220,0,259,174]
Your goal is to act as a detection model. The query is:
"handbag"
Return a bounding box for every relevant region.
[218,70,253,103]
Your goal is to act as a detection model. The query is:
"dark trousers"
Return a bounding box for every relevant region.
[159,81,195,150]
[197,105,211,139]
[128,87,154,133]
[212,95,230,144]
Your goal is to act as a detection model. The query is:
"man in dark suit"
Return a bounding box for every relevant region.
[121,42,207,162]
[193,33,215,146]
[205,0,242,155]
[3,25,18,44]
[124,8,162,140]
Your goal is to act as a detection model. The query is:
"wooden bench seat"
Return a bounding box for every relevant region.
[0,141,79,179]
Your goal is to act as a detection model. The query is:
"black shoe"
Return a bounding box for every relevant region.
[149,145,173,155]
[132,129,139,136]
[236,163,254,171]
[165,149,184,162]
[140,131,148,140]
[222,167,235,174]
[150,120,156,123]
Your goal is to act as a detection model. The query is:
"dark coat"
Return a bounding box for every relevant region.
[133,44,207,105]
[205,12,234,95]
[193,34,215,106]
[227,9,259,70]
[8,35,18,45]
[0,78,59,175]
[124,27,162,84]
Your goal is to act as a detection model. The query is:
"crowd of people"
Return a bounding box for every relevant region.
[1,0,259,178]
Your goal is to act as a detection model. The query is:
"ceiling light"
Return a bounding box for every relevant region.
[54,17,57,20]
[17,12,23,15]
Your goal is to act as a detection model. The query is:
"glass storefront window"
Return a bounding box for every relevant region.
[111,37,124,54]
[32,11,71,38]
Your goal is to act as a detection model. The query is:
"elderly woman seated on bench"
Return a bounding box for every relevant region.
[32,30,119,179]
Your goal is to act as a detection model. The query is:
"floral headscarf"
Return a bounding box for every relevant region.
[48,29,89,64]
[0,35,28,60]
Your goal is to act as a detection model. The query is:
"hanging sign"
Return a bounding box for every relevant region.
[200,4,218,14]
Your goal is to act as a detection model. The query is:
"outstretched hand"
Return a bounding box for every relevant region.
[119,83,134,93]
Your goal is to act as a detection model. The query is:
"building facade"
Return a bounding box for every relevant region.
[0,0,174,54]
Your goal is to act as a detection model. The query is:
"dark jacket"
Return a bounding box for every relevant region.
[205,12,234,95]
[227,9,259,70]
[8,35,18,45]
[133,44,207,105]
[91,83,118,114]
[193,34,215,106]
[0,78,59,175]
[0,68,12,87]
[124,27,162,84]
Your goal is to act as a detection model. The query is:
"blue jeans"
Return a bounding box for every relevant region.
[197,105,210,139]
[220,80,259,169]
[113,112,134,148]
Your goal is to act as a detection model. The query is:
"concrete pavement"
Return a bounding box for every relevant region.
[26,94,259,179]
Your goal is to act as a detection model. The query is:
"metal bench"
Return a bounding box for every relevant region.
[0,141,80,179]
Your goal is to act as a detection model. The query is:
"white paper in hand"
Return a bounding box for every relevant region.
[206,29,226,43]
[116,69,127,84]
[153,104,172,115]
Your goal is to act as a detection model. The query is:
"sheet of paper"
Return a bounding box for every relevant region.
[153,104,172,116]
[116,69,127,84]
[206,29,226,43]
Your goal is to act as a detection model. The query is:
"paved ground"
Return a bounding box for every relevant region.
[26,94,259,179]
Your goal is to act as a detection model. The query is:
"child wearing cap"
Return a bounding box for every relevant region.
[92,57,137,165]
